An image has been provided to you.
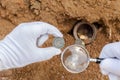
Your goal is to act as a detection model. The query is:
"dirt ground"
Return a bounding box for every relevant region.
[0,0,120,80]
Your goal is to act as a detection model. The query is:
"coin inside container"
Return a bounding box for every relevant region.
[73,21,96,45]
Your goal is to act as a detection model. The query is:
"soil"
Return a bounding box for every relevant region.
[0,0,120,80]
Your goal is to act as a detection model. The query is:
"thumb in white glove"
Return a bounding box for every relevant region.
[99,42,120,80]
[109,73,120,80]
[0,22,63,70]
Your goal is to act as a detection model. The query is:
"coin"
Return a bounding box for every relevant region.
[53,37,65,49]
[75,39,85,46]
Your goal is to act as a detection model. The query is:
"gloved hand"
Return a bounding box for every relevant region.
[0,22,63,71]
[99,42,120,80]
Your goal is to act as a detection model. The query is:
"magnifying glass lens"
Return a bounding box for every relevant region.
[61,45,90,73]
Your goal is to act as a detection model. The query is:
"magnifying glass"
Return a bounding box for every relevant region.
[61,43,104,73]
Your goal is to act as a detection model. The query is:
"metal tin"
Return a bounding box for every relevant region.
[73,21,96,45]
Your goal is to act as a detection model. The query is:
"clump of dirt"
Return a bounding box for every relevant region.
[0,0,120,80]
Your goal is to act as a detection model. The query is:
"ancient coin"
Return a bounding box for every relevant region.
[75,39,85,46]
[53,37,65,49]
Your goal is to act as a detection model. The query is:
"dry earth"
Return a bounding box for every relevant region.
[0,0,120,80]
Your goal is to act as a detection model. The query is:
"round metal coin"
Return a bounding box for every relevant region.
[53,37,65,49]
[75,39,85,46]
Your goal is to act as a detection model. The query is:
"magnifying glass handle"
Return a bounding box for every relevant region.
[90,57,117,64]
[90,58,104,64]
[96,58,104,64]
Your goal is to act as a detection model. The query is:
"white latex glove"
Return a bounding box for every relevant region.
[0,22,63,71]
[99,42,120,80]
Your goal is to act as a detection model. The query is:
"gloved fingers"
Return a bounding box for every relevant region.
[108,73,120,80]
[45,25,63,37]
[38,22,63,37]
[27,22,63,37]
[27,47,61,62]
[37,34,49,47]
[100,69,109,75]
[99,43,115,58]
[100,58,120,76]
[12,22,63,38]
[35,47,61,61]
[99,42,120,59]
[42,47,61,56]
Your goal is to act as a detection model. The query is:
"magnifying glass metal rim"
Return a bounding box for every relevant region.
[61,44,91,73]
